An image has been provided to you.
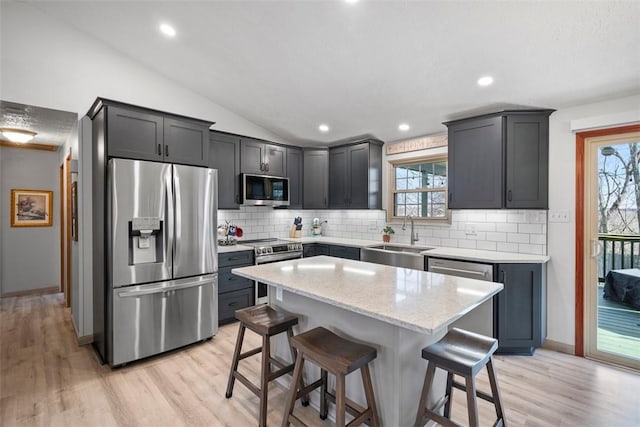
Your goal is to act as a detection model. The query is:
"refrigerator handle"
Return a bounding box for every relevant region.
[166,167,175,272]
[117,275,217,298]
[173,165,181,266]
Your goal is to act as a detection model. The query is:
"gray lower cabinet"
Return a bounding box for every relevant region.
[329,140,383,209]
[303,243,329,257]
[303,243,359,260]
[495,263,545,355]
[240,138,287,176]
[218,251,254,325]
[287,147,303,208]
[104,101,210,166]
[445,110,553,209]
[329,245,360,260]
[209,132,241,209]
[303,149,329,209]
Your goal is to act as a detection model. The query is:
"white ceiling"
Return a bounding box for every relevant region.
[21,1,640,146]
[0,100,77,147]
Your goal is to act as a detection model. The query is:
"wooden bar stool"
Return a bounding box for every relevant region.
[282,327,380,427]
[414,328,506,427]
[225,305,308,427]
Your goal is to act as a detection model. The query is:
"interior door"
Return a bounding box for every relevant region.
[172,165,217,279]
[584,131,640,370]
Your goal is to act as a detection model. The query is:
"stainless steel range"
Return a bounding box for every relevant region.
[241,239,303,303]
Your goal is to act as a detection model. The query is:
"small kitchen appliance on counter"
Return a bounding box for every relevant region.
[311,218,327,236]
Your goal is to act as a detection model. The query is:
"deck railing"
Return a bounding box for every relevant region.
[598,233,640,282]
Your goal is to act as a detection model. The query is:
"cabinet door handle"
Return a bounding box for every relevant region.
[507,190,512,202]
[260,162,264,171]
[265,163,269,172]
[165,145,169,157]
[324,197,327,207]
[157,144,162,155]
[235,194,240,204]
[501,270,507,284]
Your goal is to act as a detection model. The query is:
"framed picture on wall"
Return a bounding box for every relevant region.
[10,189,53,227]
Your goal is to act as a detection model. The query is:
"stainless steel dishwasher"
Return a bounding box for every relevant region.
[427,257,494,282]
[427,257,495,337]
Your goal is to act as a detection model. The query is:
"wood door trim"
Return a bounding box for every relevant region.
[575,124,640,357]
[0,140,58,151]
[65,155,72,308]
[59,165,64,293]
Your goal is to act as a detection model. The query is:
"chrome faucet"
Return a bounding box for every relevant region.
[402,215,419,245]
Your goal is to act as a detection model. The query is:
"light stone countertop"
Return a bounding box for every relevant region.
[218,243,253,254]
[232,255,503,334]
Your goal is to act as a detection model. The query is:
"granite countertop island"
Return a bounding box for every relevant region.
[232,256,502,426]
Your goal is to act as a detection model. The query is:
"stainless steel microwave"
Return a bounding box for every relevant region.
[241,173,290,206]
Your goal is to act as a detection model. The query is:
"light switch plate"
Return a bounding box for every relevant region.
[549,210,570,223]
[465,223,477,235]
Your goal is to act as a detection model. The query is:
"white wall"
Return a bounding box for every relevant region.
[0,147,60,295]
[546,93,640,348]
[0,1,283,142]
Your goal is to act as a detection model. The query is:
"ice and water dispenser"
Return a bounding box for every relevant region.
[129,217,163,265]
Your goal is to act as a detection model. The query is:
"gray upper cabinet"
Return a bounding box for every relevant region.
[106,106,163,162]
[209,131,241,209]
[163,118,209,166]
[104,101,211,167]
[329,140,383,209]
[505,115,549,209]
[240,138,287,176]
[303,149,329,209]
[287,147,303,208]
[447,116,503,209]
[445,110,553,209]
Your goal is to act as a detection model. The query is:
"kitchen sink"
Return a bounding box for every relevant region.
[360,244,433,270]
[367,244,432,254]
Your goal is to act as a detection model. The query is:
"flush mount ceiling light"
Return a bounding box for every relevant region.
[398,123,410,131]
[345,0,359,3]
[477,76,494,87]
[0,128,37,143]
[159,23,176,37]
[318,124,330,133]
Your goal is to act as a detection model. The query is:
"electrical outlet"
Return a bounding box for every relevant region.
[465,223,477,235]
[368,221,377,232]
[276,287,283,301]
[549,210,570,223]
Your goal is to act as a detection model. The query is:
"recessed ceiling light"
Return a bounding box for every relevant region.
[318,124,330,133]
[160,23,176,38]
[477,76,494,87]
[0,128,37,143]
[398,123,410,132]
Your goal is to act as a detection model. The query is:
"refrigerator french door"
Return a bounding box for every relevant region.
[105,158,217,366]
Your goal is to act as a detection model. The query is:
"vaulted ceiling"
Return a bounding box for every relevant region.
[11,1,640,146]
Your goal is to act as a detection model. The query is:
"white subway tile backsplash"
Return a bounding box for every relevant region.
[496,223,518,233]
[518,223,543,234]
[507,233,530,244]
[486,232,507,242]
[497,242,518,252]
[218,207,547,255]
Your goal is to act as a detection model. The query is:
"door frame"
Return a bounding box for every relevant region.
[575,124,640,356]
[59,164,64,293]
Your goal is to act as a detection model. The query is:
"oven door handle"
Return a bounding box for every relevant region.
[256,252,303,264]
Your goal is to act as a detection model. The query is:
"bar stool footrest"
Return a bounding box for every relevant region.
[239,346,262,361]
[233,371,260,396]
[324,390,373,425]
[451,380,496,404]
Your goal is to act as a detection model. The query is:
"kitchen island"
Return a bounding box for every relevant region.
[232,256,503,426]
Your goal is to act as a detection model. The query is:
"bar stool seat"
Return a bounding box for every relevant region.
[415,328,506,427]
[225,305,307,427]
[282,327,380,427]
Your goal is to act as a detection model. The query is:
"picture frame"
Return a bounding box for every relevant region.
[10,189,53,227]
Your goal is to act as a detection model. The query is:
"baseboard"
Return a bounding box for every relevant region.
[0,286,59,298]
[542,338,575,355]
[77,334,94,346]
[70,315,93,346]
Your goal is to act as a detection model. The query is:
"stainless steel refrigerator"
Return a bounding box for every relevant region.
[96,158,217,366]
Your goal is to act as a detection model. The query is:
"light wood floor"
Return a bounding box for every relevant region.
[1,293,639,427]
